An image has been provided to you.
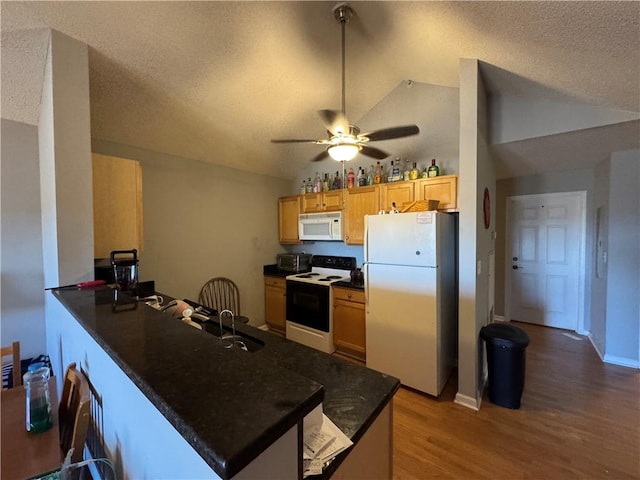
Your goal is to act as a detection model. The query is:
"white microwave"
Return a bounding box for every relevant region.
[299,212,343,241]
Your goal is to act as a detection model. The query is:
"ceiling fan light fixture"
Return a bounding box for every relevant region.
[328,143,360,161]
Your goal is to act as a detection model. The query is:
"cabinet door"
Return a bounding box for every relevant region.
[380,182,415,212]
[344,186,379,245]
[301,193,323,213]
[416,175,458,210]
[264,277,286,334]
[279,196,301,244]
[93,153,143,258]
[322,190,344,211]
[333,288,366,360]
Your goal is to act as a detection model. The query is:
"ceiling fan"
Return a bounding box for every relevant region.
[271,3,419,163]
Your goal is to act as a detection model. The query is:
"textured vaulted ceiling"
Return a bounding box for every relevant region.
[2,1,639,180]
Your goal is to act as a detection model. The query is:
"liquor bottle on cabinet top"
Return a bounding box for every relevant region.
[314,172,322,193]
[357,167,367,187]
[403,158,411,181]
[410,162,419,180]
[323,173,330,192]
[306,177,313,193]
[333,171,342,190]
[427,159,440,178]
[373,162,382,184]
[392,157,402,182]
[347,167,356,188]
[367,165,374,186]
[301,180,306,195]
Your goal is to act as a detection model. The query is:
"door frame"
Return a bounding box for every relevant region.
[504,191,587,334]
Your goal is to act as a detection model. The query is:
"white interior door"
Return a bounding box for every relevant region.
[506,192,585,330]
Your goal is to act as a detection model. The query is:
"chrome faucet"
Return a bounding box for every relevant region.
[219,309,247,351]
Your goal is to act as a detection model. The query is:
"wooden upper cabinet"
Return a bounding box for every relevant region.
[380,182,415,212]
[92,153,143,258]
[416,175,458,211]
[278,195,301,244]
[301,190,343,213]
[344,186,379,245]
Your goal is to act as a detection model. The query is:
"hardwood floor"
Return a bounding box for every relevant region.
[393,322,640,479]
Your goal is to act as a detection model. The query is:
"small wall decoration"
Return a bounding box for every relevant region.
[483,187,491,229]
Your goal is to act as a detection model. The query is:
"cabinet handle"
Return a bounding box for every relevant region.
[348,293,352,299]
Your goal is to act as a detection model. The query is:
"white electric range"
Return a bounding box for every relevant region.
[285,255,356,353]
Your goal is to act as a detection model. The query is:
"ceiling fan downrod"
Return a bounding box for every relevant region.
[334,4,354,117]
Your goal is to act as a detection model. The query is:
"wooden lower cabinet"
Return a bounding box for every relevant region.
[264,276,286,335]
[333,287,366,361]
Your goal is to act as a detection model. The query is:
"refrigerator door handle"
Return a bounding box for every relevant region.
[363,262,369,312]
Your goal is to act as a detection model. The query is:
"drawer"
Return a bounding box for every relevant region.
[264,276,286,288]
[333,287,365,303]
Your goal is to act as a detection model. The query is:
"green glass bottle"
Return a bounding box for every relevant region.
[427,159,440,178]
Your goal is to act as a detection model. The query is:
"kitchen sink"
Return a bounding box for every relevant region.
[199,320,264,352]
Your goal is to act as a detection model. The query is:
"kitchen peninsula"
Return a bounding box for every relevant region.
[47,287,399,479]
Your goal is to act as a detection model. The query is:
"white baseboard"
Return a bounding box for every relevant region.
[603,353,640,369]
[588,334,605,361]
[454,392,480,411]
[493,315,505,322]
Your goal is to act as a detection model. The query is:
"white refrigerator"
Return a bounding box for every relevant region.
[364,211,457,396]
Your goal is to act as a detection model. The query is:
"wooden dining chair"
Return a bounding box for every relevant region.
[59,362,91,463]
[1,341,21,388]
[198,277,247,322]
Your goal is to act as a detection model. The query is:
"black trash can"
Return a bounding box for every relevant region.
[480,323,530,409]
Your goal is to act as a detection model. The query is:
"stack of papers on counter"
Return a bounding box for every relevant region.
[303,412,353,477]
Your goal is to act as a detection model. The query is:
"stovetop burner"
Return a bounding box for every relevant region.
[285,255,357,286]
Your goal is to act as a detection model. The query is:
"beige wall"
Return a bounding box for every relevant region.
[92,141,291,326]
[1,119,46,358]
[456,58,496,410]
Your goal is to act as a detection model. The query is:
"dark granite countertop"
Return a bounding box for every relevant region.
[53,287,398,479]
[263,263,310,277]
[332,280,365,291]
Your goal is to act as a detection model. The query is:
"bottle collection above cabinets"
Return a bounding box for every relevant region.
[279,174,458,245]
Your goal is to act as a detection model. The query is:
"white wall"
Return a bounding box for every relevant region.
[590,162,609,355]
[0,119,46,358]
[38,29,94,288]
[91,140,291,326]
[604,150,640,367]
[455,59,496,410]
[490,95,640,144]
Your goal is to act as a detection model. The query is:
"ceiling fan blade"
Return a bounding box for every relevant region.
[365,125,420,142]
[318,110,350,135]
[360,145,390,160]
[271,139,320,144]
[311,149,330,162]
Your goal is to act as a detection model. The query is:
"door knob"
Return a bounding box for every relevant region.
[512,265,519,270]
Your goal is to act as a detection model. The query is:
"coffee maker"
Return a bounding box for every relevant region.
[110,249,139,292]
